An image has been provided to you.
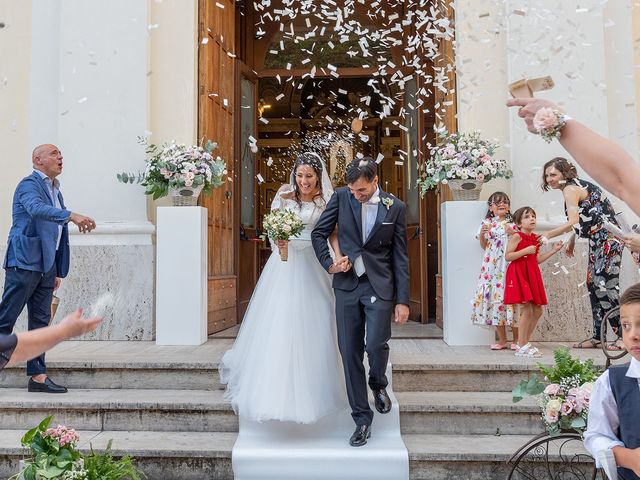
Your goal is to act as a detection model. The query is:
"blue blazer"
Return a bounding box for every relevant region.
[3,172,71,277]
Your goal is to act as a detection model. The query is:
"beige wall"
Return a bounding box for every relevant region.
[454,0,510,200]
[456,0,640,224]
[147,0,199,217]
[635,1,640,154]
[0,0,199,232]
[0,1,32,241]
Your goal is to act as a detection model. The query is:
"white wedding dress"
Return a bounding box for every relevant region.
[219,192,347,424]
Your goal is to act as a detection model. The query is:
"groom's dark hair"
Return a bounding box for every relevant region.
[345,157,377,184]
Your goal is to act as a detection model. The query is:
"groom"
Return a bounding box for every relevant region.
[312,157,409,447]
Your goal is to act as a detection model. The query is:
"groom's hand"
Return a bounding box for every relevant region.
[328,256,351,274]
[394,304,409,324]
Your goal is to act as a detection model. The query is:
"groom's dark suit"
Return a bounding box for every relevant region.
[312,187,409,426]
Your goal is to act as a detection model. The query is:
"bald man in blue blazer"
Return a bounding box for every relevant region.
[0,144,95,393]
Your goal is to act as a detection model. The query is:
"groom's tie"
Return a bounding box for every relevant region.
[353,193,380,277]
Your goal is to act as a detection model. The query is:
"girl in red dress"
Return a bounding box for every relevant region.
[504,207,563,358]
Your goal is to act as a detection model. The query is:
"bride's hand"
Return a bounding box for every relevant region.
[336,256,352,272]
[277,240,288,248]
[329,256,351,274]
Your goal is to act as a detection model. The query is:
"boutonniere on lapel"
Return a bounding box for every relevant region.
[381,197,394,210]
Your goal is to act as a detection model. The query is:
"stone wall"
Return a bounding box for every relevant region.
[0,235,154,341]
[533,239,639,342]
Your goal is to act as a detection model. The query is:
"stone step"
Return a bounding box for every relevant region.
[0,431,595,480]
[0,389,236,433]
[1,363,539,392]
[396,391,543,435]
[0,388,544,436]
[0,339,607,391]
[0,430,236,480]
[405,433,596,480]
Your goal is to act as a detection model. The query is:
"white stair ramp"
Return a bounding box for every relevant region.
[232,363,409,480]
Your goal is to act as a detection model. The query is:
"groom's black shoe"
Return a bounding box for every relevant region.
[349,425,371,447]
[373,388,391,414]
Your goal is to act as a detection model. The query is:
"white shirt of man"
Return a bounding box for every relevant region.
[34,170,63,250]
[584,356,640,466]
[353,187,380,277]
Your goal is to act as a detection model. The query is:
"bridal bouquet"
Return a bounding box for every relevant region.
[418,130,512,196]
[261,209,305,261]
[117,139,227,200]
[512,348,600,436]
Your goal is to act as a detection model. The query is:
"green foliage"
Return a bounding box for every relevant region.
[83,440,146,480]
[12,416,82,480]
[539,348,600,385]
[116,137,226,200]
[12,418,145,480]
[512,374,546,403]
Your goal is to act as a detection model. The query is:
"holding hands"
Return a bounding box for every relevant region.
[69,212,96,233]
[329,256,352,274]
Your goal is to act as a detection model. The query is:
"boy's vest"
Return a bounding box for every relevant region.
[610,363,640,480]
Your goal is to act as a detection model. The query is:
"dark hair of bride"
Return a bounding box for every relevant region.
[292,153,325,207]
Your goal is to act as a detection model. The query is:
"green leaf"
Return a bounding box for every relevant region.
[22,415,53,445]
[512,374,544,402]
[571,417,586,429]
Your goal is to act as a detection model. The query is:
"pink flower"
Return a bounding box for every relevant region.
[544,384,561,396]
[544,410,559,424]
[476,173,485,182]
[560,401,574,415]
[533,107,559,131]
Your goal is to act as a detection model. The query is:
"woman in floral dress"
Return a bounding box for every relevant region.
[471,192,518,349]
[541,157,624,350]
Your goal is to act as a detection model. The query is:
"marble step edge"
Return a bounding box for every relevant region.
[2,360,583,372]
[0,389,541,413]
[0,431,588,463]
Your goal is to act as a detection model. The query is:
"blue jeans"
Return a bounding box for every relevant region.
[0,265,57,376]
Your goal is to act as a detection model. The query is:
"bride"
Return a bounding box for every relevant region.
[219,152,350,424]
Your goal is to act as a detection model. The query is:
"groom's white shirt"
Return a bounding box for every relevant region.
[353,188,381,277]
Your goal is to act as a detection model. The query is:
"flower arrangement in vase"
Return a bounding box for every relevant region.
[418,130,512,200]
[118,138,227,206]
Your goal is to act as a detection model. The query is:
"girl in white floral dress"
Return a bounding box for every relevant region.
[471,192,518,349]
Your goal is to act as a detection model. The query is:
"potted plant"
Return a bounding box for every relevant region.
[13,416,145,480]
[118,138,227,206]
[418,130,512,200]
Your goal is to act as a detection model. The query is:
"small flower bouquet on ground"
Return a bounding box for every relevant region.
[118,138,227,200]
[261,209,305,261]
[417,130,512,196]
[13,416,145,480]
[512,348,601,436]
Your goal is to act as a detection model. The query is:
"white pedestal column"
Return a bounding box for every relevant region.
[156,207,207,346]
[442,201,495,346]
